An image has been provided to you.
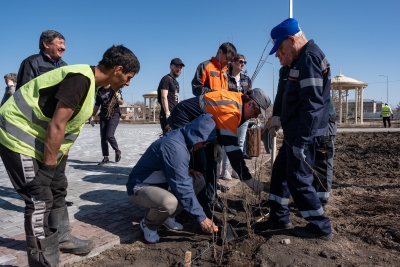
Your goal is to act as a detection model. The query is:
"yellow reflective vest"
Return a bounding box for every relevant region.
[382,105,391,117]
[0,64,95,163]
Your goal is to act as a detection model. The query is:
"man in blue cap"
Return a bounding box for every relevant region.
[264,18,333,241]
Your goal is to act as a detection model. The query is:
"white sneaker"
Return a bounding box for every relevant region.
[231,170,240,179]
[220,170,232,180]
[162,217,183,231]
[140,219,160,244]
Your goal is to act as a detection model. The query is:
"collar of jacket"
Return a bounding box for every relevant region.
[210,57,227,71]
[290,39,314,68]
[39,50,61,67]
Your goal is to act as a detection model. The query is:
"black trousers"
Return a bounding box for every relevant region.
[0,144,68,238]
[159,110,168,134]
[383,117,391,128]
[100,112,120,156]
[192,144,218,217]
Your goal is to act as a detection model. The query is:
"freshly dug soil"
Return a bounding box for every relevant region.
[68,132,400,267]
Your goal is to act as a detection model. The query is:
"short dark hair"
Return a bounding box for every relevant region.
[39,30,65,51]
[218,42,237,56]
[241,93,254,104]
[98,45,140,74]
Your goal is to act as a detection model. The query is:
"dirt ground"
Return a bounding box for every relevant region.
[68,132,400,267]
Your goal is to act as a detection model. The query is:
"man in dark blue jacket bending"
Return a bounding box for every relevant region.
[126,114,218,244]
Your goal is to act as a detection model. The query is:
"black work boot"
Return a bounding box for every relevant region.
[48,206,95,254]
[26,229,60,267]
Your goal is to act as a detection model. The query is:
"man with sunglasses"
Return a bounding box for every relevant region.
[264,18,332,241]
[157,58,185,134]
[192,42,236,96]
[167,89,271,221]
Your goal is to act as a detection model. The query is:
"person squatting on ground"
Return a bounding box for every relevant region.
[126,114,219,244]
[263,18,333,241]
[0,45,140,266]
[1,73,17,105]
[90,85,124,165]
[168,89,271,220]
[16,30,67,90]
[381,103,393,128]
[220,53,253,180]
[157,58,185,134]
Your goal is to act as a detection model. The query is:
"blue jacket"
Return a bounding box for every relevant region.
[126,113,216,222]
[281,40,331,148]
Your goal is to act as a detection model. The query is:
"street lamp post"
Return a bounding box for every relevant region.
[266,62,275,103]
[379,75,388,103]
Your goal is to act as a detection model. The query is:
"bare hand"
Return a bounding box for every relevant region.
[199,218,218,234]
[189,169,203,179]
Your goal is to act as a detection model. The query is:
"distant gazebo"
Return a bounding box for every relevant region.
[142,91,158,122]
[331,72,368,124]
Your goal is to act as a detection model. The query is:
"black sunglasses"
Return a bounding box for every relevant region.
[236,59,247,65]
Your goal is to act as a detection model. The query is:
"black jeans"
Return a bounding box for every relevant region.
[383,117,391,128]
[100,112,120,156]
[0,144,68,237]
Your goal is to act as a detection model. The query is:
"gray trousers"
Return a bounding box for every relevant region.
[129,177,205,230]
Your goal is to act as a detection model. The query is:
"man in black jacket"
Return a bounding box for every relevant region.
[16,30,67,89]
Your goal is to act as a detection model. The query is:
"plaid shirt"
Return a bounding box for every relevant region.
[228,72,252,93]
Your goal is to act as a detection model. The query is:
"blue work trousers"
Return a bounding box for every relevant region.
[268,135,331,235]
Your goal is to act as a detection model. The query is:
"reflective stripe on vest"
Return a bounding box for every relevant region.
[13,90,78,142]
[199,91,243,135]
[382,106,390,117]
[0,64,95,163]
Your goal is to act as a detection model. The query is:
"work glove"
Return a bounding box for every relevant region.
[265,116,281,137]
[7,80,14,87]
[25,164,56,199]
[380,115,382,117]
[293,146,306,161]
[243,177,266,194]
[214,144,223,163]
[165,112,170,118]
[89,116,95,127]
[392,114,394,119]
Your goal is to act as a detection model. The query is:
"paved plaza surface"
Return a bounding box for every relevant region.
[0,124,271,266]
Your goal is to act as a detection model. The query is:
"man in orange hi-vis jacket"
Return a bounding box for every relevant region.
[192,42,236,96]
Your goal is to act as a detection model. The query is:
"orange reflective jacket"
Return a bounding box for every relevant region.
[192,57,228,96]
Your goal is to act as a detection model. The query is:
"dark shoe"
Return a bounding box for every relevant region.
[258,219,292,229]
[293,226,332,241]
[217,182,230,192]
[66,200,74,206]
[115,150,121,163]
[243,154,252,160]
[26,229,60,267]
[98,158,110,165]
[213,201,237,214]
[48,206,95,254]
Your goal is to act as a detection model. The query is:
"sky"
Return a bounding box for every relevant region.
[1,0,400,108]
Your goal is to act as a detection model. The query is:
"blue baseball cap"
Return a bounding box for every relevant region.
[269,18,301,55]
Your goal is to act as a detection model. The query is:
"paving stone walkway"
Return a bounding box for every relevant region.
[0,124,270,266]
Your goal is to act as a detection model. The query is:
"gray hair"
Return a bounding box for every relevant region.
[294,31,306,39]
[39,30,65,51]
[4,73,17,83]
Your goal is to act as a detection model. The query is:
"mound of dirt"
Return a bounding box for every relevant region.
[68,132,400,267]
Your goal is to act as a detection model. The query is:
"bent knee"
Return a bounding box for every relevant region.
[163,197,179,215]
